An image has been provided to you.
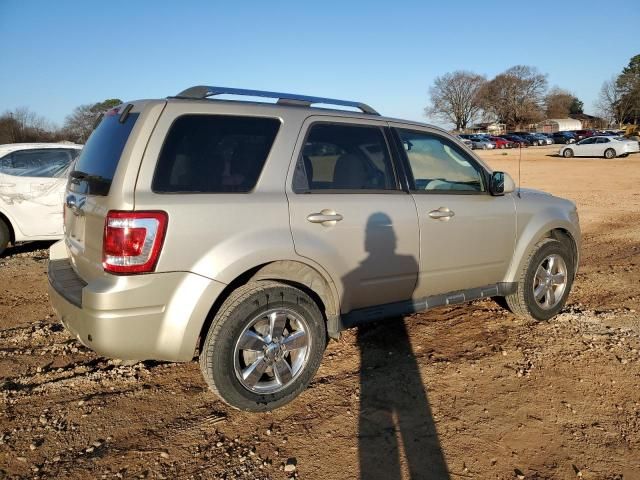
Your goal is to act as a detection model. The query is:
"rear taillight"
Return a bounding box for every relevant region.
[102,211,168,274]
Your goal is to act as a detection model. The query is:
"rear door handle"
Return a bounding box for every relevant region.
[0,183,16,188]
[428,207,455,220]
[307,209,343,226]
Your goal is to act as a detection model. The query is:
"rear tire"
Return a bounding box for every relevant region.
[604,148,616,159]
[503,238,575,321]
[199,281,326,411]
[0,219,10,257]
[563,148,574,158]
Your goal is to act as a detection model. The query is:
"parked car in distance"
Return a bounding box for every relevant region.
[552,132,577,144]
[559,135,640,158]
[455,136,474,149]
[459,134,495,150]
[0,143,83,255]
[48,86,581,411]
[486,136,514,149]
[573,129,597,141]
[528,133,554,146]
[500,134,530,147]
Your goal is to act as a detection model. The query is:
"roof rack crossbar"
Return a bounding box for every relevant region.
[174,85,379,115]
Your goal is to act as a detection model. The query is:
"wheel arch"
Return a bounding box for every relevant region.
[196,260,341,355]
[505,220,580,284]
[0,209,16,245]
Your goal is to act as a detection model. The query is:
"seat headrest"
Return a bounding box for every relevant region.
[333,153,369,189]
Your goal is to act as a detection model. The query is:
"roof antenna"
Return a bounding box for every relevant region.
[517,142,522,198]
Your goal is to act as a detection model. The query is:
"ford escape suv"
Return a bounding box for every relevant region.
[48,86,580,411]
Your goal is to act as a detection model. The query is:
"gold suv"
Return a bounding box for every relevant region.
[49,86,581,410]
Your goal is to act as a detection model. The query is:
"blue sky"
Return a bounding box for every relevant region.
[1,0,638,127]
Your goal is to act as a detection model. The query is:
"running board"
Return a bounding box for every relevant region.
[338,282,517,330]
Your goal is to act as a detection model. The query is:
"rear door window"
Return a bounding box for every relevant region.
[70,111,139,195]
[292,123,397,192]
[153,115,280,193]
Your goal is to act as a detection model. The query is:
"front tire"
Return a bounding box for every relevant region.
[604,148,616,159]
[563,148,574,158]
[199,281,326,411]
[0,219,10,256]
[503,238,575,321]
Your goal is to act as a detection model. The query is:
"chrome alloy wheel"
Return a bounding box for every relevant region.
[533,254,567,310]
[233,308,311,394]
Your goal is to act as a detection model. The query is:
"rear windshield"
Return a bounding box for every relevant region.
[152,114,281,193]
[69,111,139,195]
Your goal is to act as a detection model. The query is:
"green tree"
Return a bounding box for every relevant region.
[569,97,584,115]
[616,54,640,124]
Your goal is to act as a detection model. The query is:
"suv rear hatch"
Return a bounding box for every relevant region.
[64,101,165,282]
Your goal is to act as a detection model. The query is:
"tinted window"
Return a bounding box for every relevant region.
[397,129,485,193]
[71,112,139,195]
[153,115,280,193]
[578,138,596,145]
[0,149,78,178]
[292,123,396,192]
[596,137,610,143]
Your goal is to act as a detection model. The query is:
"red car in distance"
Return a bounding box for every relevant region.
[487,136,514,149]
[574,130,598,140]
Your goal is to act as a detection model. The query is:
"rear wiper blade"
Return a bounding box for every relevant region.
[69,171,110,184]
[70,170,89,180]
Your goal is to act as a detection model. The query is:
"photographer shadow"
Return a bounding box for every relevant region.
[342,213,450,479]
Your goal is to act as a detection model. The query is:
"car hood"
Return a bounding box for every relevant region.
[517,187,553,197]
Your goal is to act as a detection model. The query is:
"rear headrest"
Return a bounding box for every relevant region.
[333,153,368,189]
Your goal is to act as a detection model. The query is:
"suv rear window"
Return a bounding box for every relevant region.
[70,112,139,195]
[153,115,280,193]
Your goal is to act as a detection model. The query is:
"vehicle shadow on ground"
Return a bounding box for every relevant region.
[342,212,450,480]
[0,241,54,259]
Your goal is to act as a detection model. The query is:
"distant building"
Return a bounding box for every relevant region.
[535,118,582,133]
[468,122,506,135]
[569,113,606,129]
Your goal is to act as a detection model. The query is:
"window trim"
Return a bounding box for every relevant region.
[291,120,404,195]
[150,113,282,195]
[391,127,491,196]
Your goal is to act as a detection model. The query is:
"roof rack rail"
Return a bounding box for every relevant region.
[173,85,380,115]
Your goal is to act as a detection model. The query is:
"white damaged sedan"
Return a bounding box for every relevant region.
[0,143,82,255]
[560,136,640,159]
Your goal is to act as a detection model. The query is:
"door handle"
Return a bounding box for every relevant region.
[0,183,16,188]
[307,209,343,226]
[428,207,455,220]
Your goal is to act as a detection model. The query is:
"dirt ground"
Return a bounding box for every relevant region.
[1,145,639,480]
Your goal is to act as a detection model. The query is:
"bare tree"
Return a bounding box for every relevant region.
[0,107,60,143]
[425,71,486,131]
[63,99,122,143]
[595,77,633,127]
[545,88,578,118]
[478,65,548,130]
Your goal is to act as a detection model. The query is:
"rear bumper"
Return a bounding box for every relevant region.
[48,242,226,362]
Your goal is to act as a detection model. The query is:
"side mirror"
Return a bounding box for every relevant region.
[490,171,516,195]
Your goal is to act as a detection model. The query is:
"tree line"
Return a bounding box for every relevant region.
[0,99,122,145]
[426,54,639,131]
